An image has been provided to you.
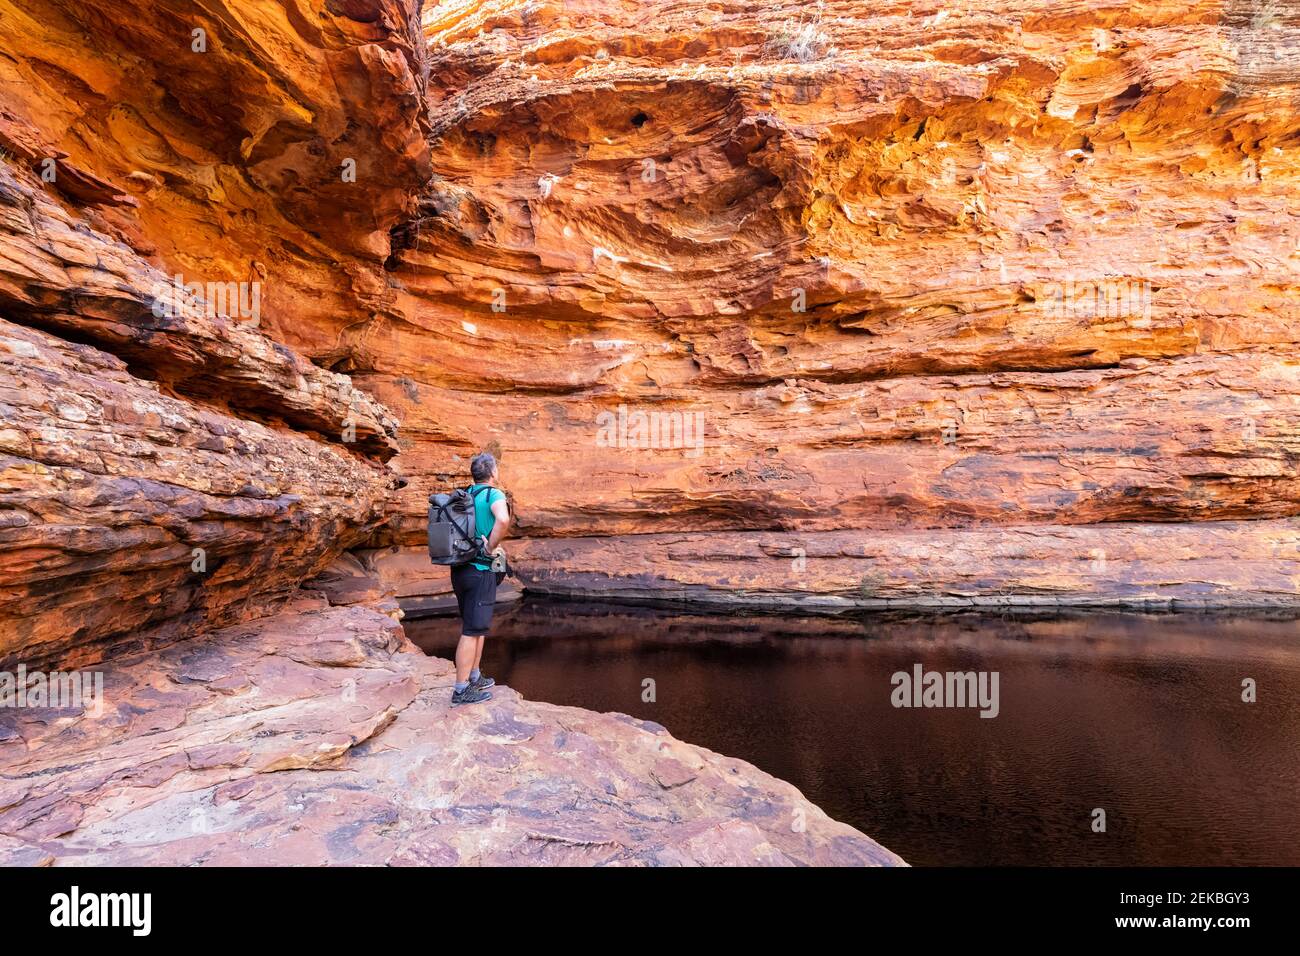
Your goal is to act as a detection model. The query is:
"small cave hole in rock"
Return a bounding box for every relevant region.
[630,112,649,128]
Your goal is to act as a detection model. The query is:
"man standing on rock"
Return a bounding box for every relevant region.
[450,452,510,706]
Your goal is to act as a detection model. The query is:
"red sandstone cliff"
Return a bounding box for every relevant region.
[0,0,912,866]
[381,0,1300,608]
[0,0,425,661]
[0,0,1297,865]
[4,1,1300,653]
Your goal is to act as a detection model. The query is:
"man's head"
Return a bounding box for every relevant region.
[470,451,498,484]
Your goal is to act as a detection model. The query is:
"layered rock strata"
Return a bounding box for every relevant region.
[0,0,1294,866]
[0,0,427,663]
[0,300,396,666]
[510,520,1300,609]
[364,0,1300,608]
[0,0,911,864]
[5,0,1300,619]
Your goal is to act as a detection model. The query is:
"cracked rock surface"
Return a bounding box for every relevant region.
[0,598,902,866]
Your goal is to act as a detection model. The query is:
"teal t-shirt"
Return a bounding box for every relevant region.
[468,484,505,570]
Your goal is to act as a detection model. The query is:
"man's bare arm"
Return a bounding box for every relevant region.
[485,497,510,551]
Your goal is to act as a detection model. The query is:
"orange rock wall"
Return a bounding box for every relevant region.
[371,0,1300,605]
[3,0,1300,662]
[0,0,428,661]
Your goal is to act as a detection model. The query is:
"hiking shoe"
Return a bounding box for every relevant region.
[469,674,496,691]
[451,685,492,706]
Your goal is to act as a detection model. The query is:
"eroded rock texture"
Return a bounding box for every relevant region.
[0,598,901,866]
[0,0,911,866]
[0,0,433,359]
[0,0,424,662]
[0,316,395,665]
[362,0,1300,606]
[1,0,1298,863]
[4,0,1299,626]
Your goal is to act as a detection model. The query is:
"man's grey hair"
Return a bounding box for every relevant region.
[470,452,497,483]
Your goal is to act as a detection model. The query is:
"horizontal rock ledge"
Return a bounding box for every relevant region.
[0,319,398,668]
[506,521,1300,609]
[0,166,400,461]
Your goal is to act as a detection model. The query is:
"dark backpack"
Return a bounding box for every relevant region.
[428,485,491,566]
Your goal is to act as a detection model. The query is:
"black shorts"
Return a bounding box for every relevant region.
[450,564,499,636]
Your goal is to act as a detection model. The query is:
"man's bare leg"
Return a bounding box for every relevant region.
[455,633,477,684]
[472,635,485,673]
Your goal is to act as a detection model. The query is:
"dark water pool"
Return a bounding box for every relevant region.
[404,600,1300,866]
